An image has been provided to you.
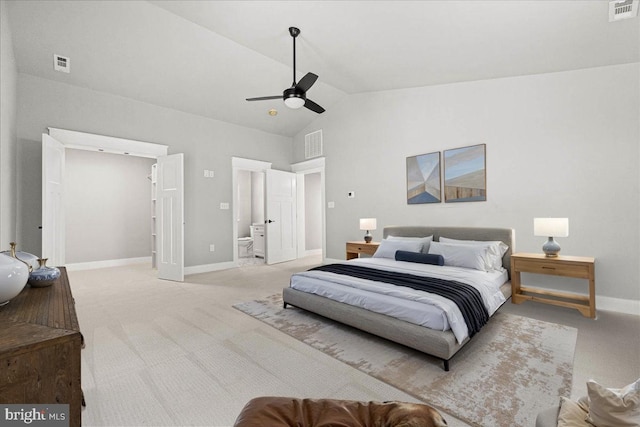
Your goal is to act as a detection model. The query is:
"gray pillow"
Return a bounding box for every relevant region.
[387,235,433,253]
[373,239,424,259]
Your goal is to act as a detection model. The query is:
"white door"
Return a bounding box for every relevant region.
[157,153,184,281]
[42,134,65,266]
[265,169,297,264]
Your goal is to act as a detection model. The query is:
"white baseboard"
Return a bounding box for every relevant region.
[597,295,640,316]
[185,261,237,275]
[66,256,151,271]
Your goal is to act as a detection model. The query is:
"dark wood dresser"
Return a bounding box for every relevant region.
[0,267,82,426]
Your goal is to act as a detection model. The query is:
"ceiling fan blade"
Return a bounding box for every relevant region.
[304,98,325,114]
[296,72,318,93]
[246,95,282,101]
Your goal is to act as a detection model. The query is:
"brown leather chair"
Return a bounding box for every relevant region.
[234,396,448,427]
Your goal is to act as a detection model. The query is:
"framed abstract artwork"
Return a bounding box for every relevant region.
[443,144,486,203]
[407,151,441,204]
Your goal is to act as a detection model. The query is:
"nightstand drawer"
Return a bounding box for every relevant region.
[346,242,378,256]
[514,259,590,279]
[346,241,380,259]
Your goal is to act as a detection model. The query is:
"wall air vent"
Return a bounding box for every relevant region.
[305,130,323,159]
[609,0,638,21]
[54,54,70,73]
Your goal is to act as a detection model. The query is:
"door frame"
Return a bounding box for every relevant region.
[43,128,169,267]
[231,157,272,265]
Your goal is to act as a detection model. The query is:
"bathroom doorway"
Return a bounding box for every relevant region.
[236,169,265,266]
[231,156,325,267]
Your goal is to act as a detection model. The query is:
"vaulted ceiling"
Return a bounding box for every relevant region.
[6,1,639,137]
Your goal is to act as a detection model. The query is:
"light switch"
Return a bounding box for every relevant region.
[348,191,355,198]
[220,202,230,210]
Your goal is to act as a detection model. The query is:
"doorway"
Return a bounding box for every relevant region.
[42,128,184,281]
[231,156,325,267]
[236,169,265,266]
[232,157,270,266]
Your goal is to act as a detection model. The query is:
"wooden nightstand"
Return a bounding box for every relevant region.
[346,241,380,260]
[511,253,596,318]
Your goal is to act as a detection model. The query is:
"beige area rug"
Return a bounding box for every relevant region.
[234,294,577,427]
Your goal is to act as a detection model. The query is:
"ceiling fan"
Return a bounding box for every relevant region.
[246,27,325,114]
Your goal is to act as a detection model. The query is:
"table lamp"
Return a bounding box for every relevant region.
[534,218,569,257]
[360,218,377,243]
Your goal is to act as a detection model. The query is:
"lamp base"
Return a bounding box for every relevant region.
[364,231,372,243]
[542,237,561,257]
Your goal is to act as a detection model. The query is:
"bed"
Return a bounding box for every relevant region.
[282,226,515,371]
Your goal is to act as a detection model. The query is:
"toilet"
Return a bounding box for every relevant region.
[238,225,255,258]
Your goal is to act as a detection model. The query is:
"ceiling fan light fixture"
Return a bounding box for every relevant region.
[284,96,305,109]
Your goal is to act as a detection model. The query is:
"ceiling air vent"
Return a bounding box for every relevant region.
[53,54,70,73]
[305,130,323,159]
[609,0,638,21]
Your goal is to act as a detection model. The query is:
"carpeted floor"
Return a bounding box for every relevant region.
[234,293,577,427]
[67,257,640,426]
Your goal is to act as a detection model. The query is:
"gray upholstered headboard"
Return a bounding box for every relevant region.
[383,226,516,277]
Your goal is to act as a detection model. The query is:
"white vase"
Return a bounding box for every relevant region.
[1,242,39,271]
[0,252,29,306]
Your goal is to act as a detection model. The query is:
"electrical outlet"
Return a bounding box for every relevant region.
[209,244,215,252]
[220,202,229,210]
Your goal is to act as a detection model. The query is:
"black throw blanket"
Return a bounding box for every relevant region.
[309,264,489,338]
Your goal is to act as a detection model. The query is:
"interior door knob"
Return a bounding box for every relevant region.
[267,219,275,223]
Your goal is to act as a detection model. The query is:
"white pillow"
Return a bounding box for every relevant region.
[439,237,508,271]
[373,238,423,259]
[387,235,433,253]
[428,241,490,271]
[586,379,640,427]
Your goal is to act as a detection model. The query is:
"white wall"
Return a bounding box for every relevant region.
[237,170,265,238]
[251,171,265,225]
[16,74,293,268]
[65,149,155,263]
[293,64,640,307]
[0,0,18,246]
[237,169,252,238]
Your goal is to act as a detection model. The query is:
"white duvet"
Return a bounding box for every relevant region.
[289,257,508,343]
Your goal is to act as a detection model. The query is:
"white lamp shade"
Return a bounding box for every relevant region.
[359,218,377,231]
[534,218,569,237]
[284,97,305,109]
